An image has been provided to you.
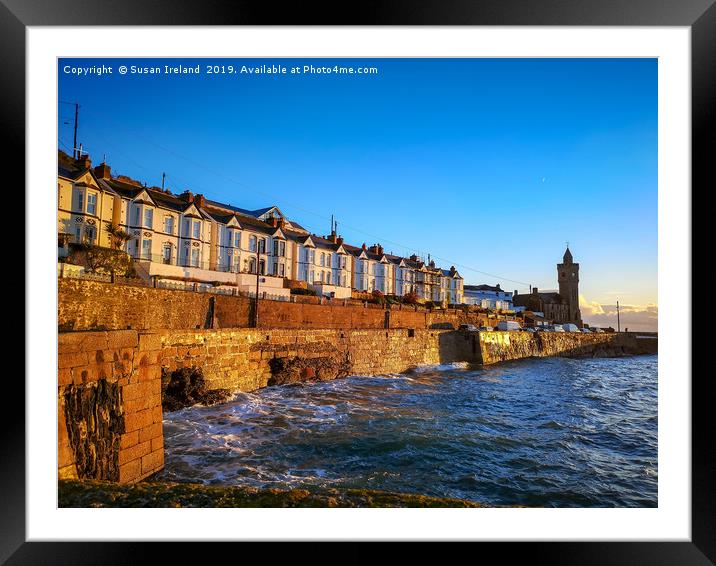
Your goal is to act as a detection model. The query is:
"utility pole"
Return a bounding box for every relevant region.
[162,172,166,190]
[617,300,621,332]
[73,103,79,159]
[254,239,262,327]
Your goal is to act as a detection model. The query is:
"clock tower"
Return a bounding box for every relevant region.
[557,246,582,326]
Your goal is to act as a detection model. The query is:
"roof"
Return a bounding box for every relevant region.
[513,292,564,307]
[464,284,505,293]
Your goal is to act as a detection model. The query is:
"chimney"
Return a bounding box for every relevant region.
[328,233,337,243]
[429,260,435,268]
[378,244,384,256]
[195,194,206,208]
[76,153,92,170]
[409,254,418,261]
[532,287,539,295]
[336,236,344,246]
[93,162,111,180]
[496,284,501,290]
[450,266,456,276]
[361,243,367,251]
[514,289,518,296]
[267,216,278,228]
[179,190,194,203]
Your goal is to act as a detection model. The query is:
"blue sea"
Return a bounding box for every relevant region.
[158,355,658,507]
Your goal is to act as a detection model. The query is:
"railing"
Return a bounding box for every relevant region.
[59,263,291,301]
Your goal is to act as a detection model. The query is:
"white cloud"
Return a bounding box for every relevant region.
[579,294,658,332]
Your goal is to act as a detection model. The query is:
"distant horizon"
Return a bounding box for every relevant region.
[58,57,657,331]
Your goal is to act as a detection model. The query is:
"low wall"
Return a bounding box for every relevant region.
[57,327,656,484]
[58,278,499,332]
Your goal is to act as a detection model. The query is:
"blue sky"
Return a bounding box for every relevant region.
[58,58,657,326]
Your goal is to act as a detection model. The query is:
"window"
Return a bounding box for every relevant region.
[326,253,332,267]
[133,206,141,226]
[278,264,285,277]
[273,239,279,257]
[77,191,84,212]
[164,216,174,234]
[249,235,257,252]
[320,253,325,267]
[191,248,200,267]
[87,193,97,215]
[233,231,241,248]
[326,272,331,284]
[144,208,153,229]
[162,244,172,264]
[84,225,96,244]
[259,259,266,275]
[341,256,346,269]
[279,241,285,257]
[248,257,256,273]
[272,262,278,276]
[141,239,151,259]
[183,218,190,237]
[192,221,201,239]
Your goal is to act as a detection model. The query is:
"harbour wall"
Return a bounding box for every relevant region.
[57,278,502,332]
[57,326,656,484]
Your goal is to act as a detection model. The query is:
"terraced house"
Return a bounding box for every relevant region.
[57,151,464,304]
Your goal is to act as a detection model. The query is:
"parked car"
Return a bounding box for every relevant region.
[496,320,522,331]
[593,328,604,333]
[581,328,592,333]
[546,324,565,332]
[522,327,536,333]
[477,326,494,332]
[458,324,479,332]
[562,323,580,332]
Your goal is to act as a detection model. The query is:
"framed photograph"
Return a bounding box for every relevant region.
[10,0,709,562]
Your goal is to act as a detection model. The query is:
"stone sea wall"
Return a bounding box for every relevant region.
[57,326,656,484]
[476,331,658,365]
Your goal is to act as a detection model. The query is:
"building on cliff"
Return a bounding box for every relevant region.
[57,150,464,304]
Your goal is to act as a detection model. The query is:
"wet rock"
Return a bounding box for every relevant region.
[161,367,233,412]
[267,353,352,386]
[63,379,124,481]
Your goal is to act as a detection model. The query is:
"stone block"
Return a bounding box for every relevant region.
[139,422,163,444]
[57,351,88,369]
[118,440,151,466]
[120,430,139,450]
[124,409,153,433]
[138,332,165,352]
[141,449,164,475]
[119,458,142,483]
[106,330,139,350]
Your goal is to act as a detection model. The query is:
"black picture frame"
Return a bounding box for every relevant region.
[7,0,708,563]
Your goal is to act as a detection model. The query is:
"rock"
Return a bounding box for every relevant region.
[267,353,352,386]
[161,367,233,412]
